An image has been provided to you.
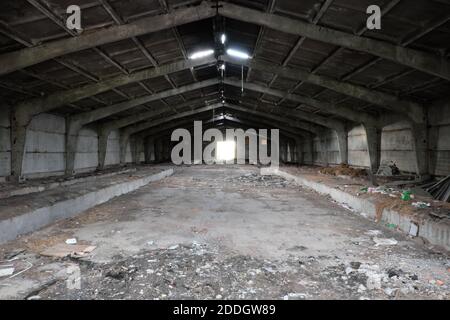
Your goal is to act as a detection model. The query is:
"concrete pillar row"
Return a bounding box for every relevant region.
[364,124,382,173]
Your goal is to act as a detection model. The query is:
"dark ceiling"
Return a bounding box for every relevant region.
[0,0,449,133]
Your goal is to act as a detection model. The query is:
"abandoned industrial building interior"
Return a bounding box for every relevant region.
[0,0,449,302]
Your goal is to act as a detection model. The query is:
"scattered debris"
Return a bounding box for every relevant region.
[377,160,400,176]
[373,237,398,246]
[225,173,292,188]
[40,243,96,258]
[411,202,431,209]
[421,175,450,202]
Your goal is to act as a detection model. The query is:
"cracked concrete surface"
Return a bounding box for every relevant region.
[0,165,449,300]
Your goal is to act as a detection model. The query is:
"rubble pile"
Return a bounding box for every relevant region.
[319,164,367,178]
[225,173,293,188]
[34,242,448,300]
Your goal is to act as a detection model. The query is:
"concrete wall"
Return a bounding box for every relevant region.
[0,112,130,179]
[313,130,339,166]
[74,127,98,173]
[23,113,66,177]
[104,130,121,166]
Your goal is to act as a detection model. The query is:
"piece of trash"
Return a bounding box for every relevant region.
[147,241,155,246]
[401,190,412,201]
[409,222,419,237]
[373,237,398,246]
[0,267,15,277]
[436,280,444,286]
[366,230,382,236]
[40,243,96,258]
[411,202,431,209]
[65,238,77,245]
[168,245,179,250]
[27,295,42,300]
[385,223,397,229]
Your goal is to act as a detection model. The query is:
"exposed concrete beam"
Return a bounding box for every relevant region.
[0,2,215,75]
[223,56,425,123]
[14,57,217,124]
[222,103,324,135]
[223,79,377,125]
[218,2,450,81]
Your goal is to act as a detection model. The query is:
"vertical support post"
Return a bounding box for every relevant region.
[411,123,429,177]
[364,124,382,173]
[10,108,31,181]
[336,130,348,165]
[65,120,82,176]
[119,131,130,165]
[97,128,110,170]
[295,138,304,165]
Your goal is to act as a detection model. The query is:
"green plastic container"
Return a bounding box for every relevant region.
[401,190,411,201]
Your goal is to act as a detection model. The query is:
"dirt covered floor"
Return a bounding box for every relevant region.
[0,166,449,300]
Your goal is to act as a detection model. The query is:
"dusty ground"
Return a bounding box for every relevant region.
[0,165,449,300]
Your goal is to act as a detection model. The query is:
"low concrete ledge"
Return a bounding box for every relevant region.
[262,167,450,251]
[0,169,173,244]
[0,168,137,200]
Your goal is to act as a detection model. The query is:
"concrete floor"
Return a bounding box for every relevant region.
[0,165,449,300]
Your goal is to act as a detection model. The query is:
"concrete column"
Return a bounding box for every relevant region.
[119,132,130,165]
[295,138,304,165]
[65,120,83,175]
[336,130,348,164]
[411,123,429,177]
[10,109,31,181]
[97,129,110,170]
[364,124,382,173]
[144,138,155,163]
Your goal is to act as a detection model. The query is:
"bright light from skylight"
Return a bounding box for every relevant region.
[226,48,250,60]
[189,49,214,60]
[217,141,235,161]
[221,33,226,44]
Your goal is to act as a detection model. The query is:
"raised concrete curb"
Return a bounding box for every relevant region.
[0,169,173,244]
[262,167,450,251]
[0,168,136,200]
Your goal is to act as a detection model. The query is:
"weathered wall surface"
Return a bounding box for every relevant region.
[429,101,450,176]
[74,127,99,173]
[0,109,11,177]
[0,113,128,178]
[104,130,121,166]
[313,130,339,166]
[348,126,371,168]
[23,113,66,177]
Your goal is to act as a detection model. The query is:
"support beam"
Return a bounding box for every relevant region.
[69,79,218,129]
[364,125,382,173]
[14,57,216,118]
[223,56,425,123]
[0,2,215,75]
[223,79,377,125]
[219,2,450,81]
